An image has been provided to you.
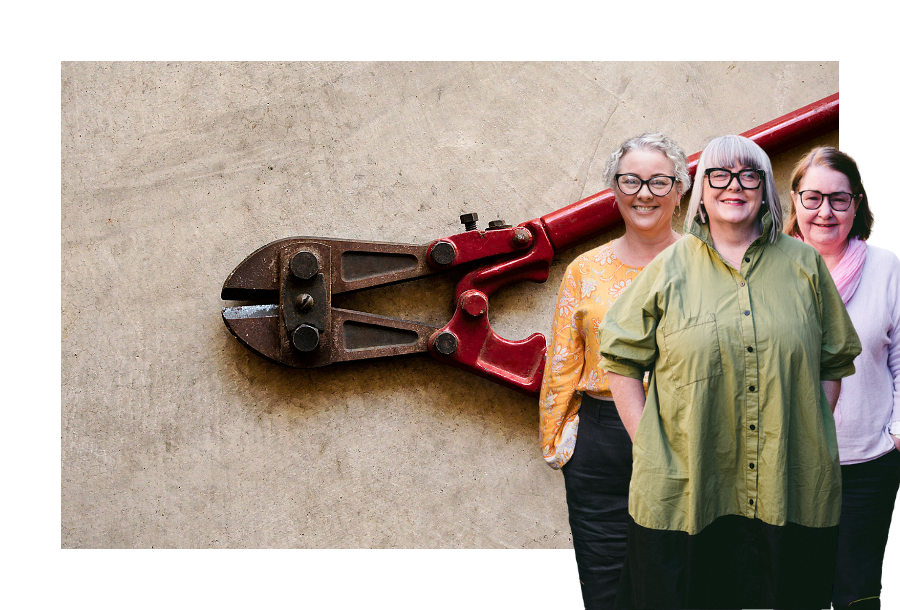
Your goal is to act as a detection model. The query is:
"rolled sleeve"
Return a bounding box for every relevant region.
[599,262,662,380]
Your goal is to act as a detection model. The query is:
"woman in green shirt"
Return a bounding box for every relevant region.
[600,135,862,609]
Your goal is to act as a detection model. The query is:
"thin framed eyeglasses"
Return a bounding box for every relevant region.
[614,174,676,196]
[704,168,764,190]
[797,190,857,212]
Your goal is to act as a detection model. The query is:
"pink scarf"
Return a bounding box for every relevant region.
[792,235,867,303]
[798,237,867,424]
[793,236,867,424]
[829,237,868,305]
[832,238,867,425]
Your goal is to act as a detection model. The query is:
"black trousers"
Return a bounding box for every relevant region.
[832,448,900,610]
[561,395,633,610]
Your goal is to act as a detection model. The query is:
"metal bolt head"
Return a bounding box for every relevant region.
[296,293,315,312]
[433,331,458,356]
[430,241,457,266]
[291,251,319,280]
[487,219,509,230]
[460,212,478,231]
[511,227,532,249]
[292,324,320,352]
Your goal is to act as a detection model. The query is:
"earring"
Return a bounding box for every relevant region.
[674,204,681,216]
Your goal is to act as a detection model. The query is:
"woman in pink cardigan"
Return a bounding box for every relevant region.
[786,147,900,610]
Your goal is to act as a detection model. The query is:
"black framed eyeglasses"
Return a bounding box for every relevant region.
[704,168,764,190]
[797,190,857,212]
[614,174,676,196]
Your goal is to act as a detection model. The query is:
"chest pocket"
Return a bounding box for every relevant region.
[661,313,724,389]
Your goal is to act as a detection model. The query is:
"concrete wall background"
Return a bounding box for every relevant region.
[62,61,838,548]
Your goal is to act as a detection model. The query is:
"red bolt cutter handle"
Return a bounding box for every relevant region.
[424,93,838,394]
[221,93,839,395]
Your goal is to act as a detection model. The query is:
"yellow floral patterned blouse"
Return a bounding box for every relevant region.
[539,242,646,469]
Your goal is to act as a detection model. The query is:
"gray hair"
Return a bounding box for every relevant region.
[686,134,782,243]
[602,132,692,195]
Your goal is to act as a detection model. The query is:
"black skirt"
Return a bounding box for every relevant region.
[615,513,839,609]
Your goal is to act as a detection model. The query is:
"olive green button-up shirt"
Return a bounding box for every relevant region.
[599,214,861,535]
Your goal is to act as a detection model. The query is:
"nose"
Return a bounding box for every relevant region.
[817,198,835,217]
[636,182,654,199]
[814,193,837,215]
[726,175,743,191]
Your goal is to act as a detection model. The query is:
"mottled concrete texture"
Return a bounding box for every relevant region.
[62,62,838,548]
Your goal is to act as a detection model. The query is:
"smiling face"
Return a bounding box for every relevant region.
[792,165,858,254]
[614,148,680,238]
[702,164,763,235]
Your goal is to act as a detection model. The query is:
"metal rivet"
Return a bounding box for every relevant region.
[511,227,532,249]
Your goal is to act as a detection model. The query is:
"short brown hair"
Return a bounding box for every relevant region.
[784,146,872,240]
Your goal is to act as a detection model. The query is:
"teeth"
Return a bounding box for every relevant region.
[633,206,656,211]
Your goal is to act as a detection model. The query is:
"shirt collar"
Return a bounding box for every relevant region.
[685,210,774,252]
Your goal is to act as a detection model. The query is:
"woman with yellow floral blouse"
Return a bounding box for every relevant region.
[538,133,691,609]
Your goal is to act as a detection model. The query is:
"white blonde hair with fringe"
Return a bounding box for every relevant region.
[686,134,782,243]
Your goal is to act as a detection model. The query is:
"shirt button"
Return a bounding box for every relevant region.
[740,281,746,287]
[749,463,755,469]
[747,346,754,352]
[744,257,750,263]
[750,424,756,430]
[749,386,756,392]
[744,310,750,316]
[749,499,754,505]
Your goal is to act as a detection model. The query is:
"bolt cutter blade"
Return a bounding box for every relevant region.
[221,304,282,365]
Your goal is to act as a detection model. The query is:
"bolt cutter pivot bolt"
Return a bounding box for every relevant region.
[291,251,319,280]
[292,324,320,352]
[433,331,458,355]
[431,241,457,266]
[461,292,488,317]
